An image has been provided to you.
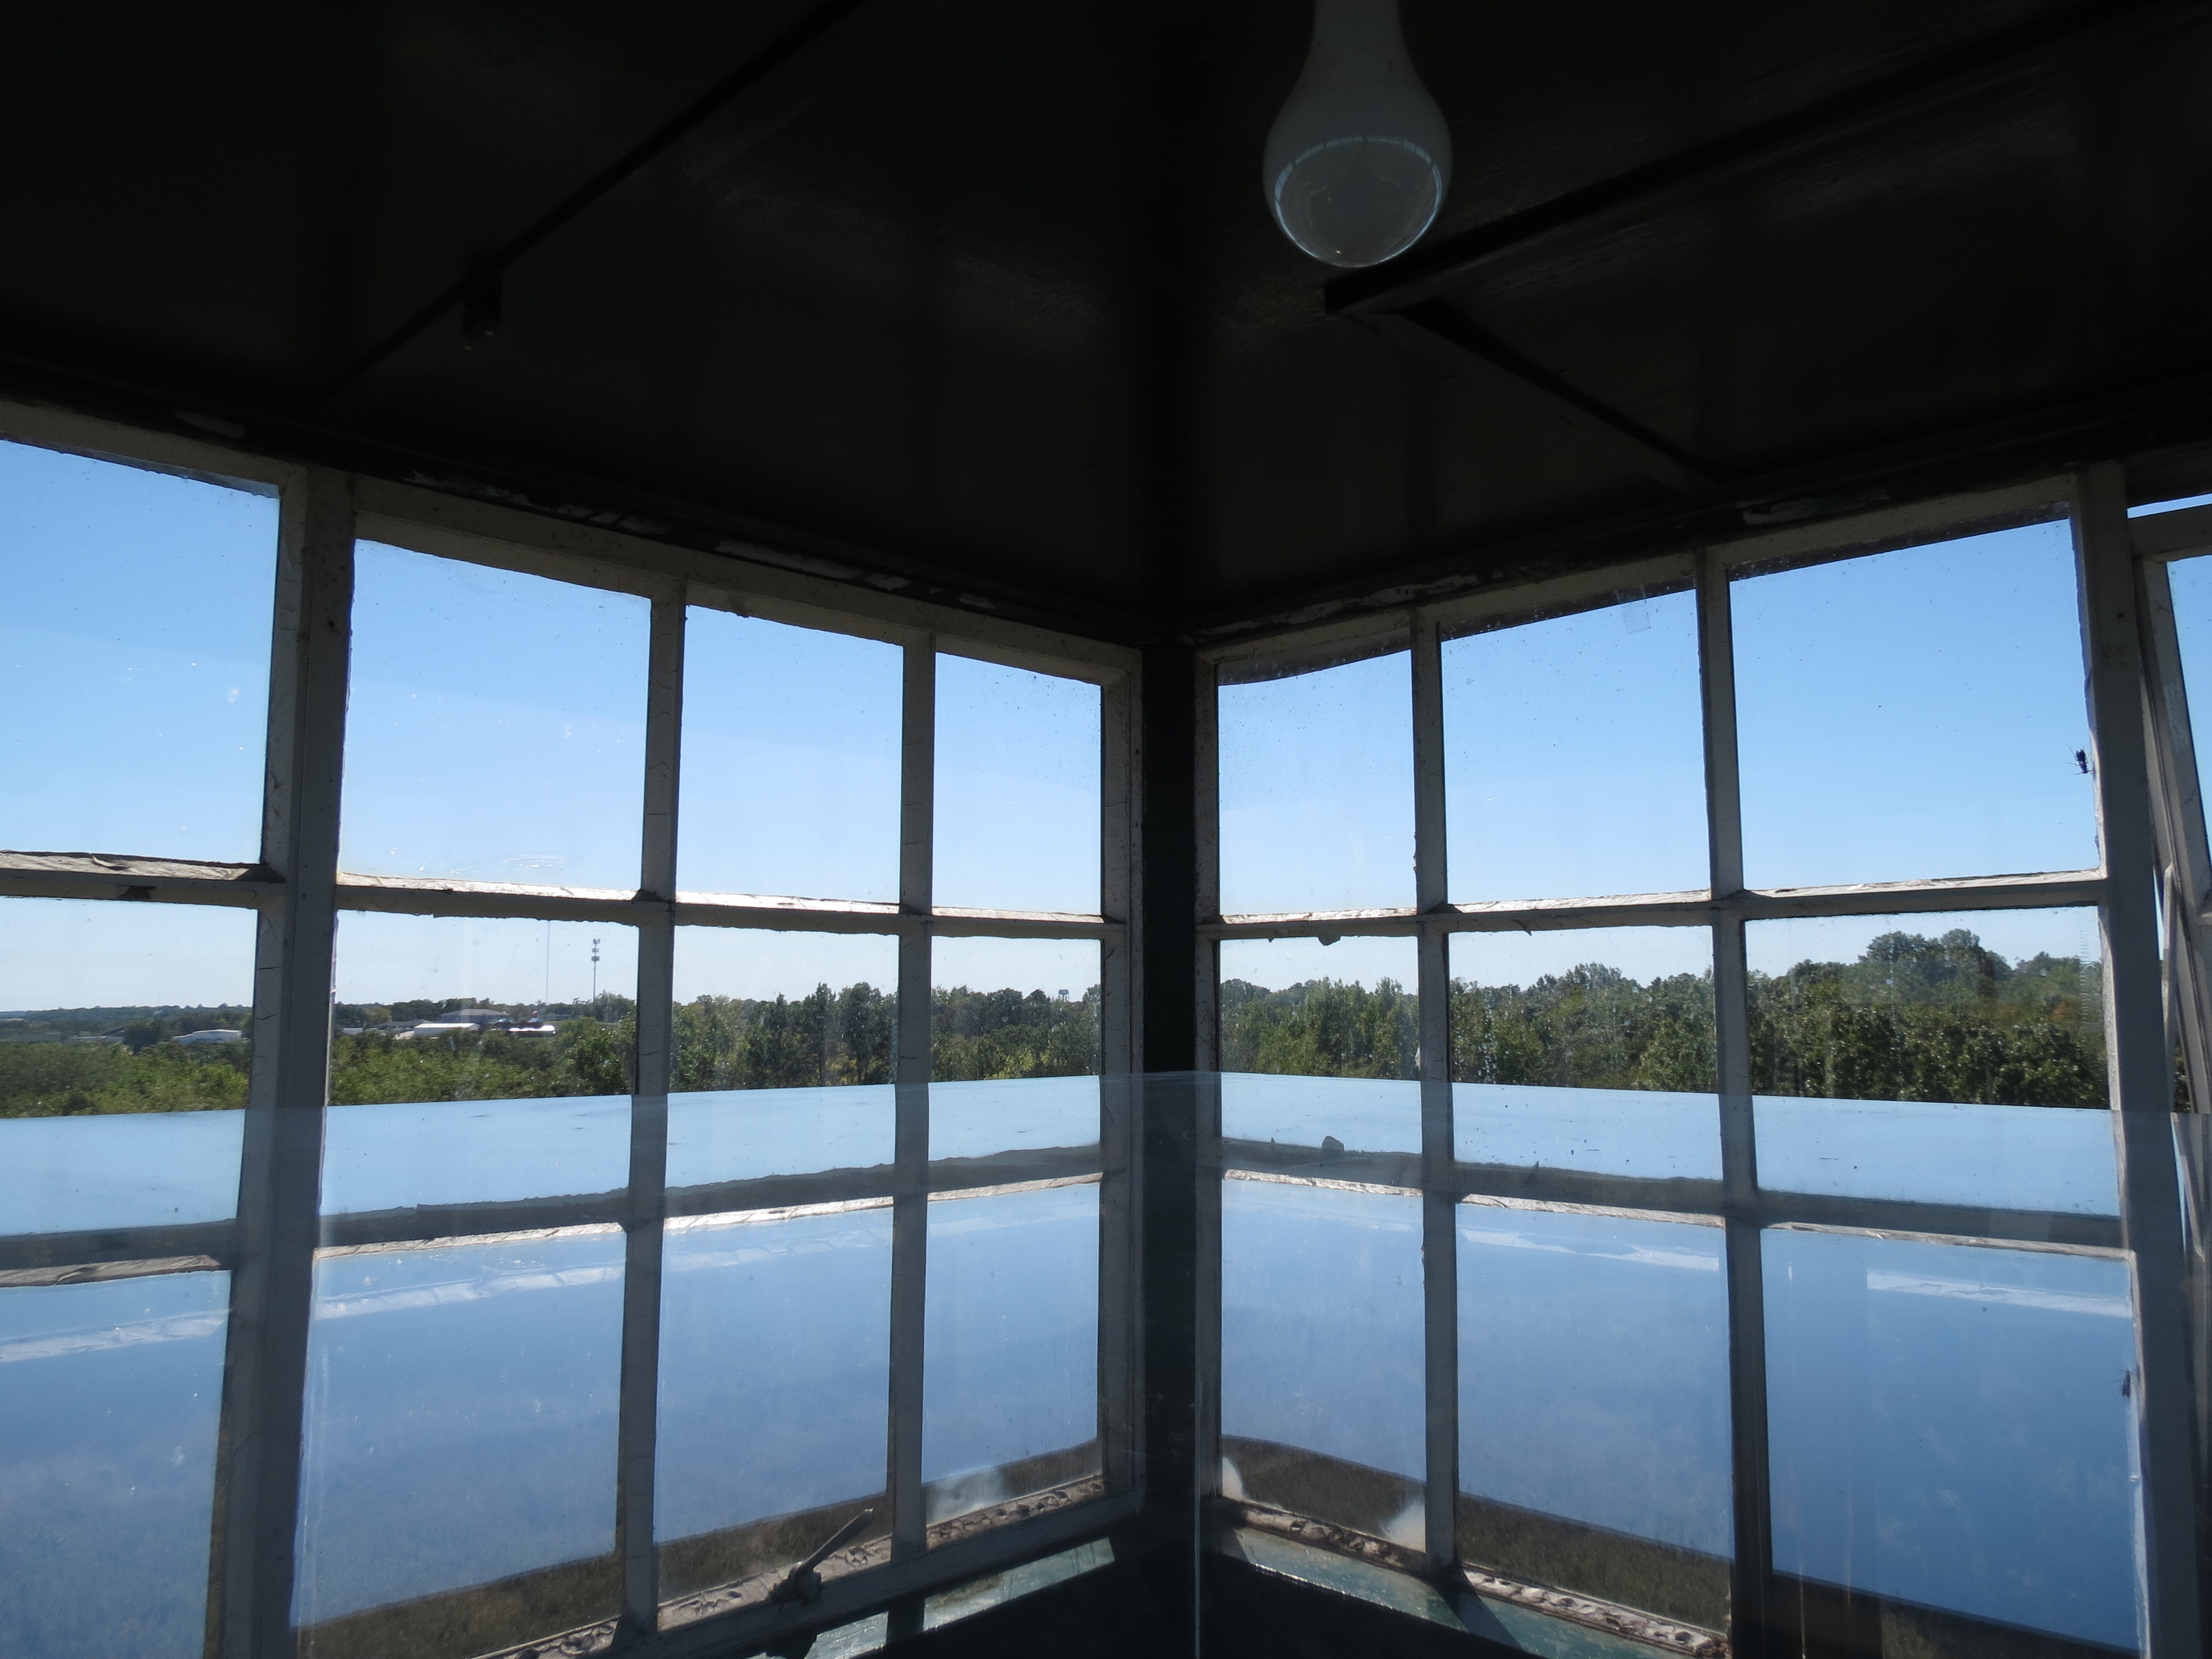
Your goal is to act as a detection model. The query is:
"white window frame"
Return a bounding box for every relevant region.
[1196,466,2201,1658]
[0,397,1142,1659]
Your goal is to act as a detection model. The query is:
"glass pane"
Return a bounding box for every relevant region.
[1218,936,1418,1080]
[0,441,275,861]
[671,928,897,1092]
[2165,558,2212,836]
[1451,927,1719,1185]
[933,654,1100,914]
[297,1097,630,1656]
[295,1228,625,1656]
[0,1270,231,1658]
[1219,651,1412,915]
[1766,1229,2138,1652]
[1443,592,1706,902]
[1220,1176,1424,1541]
[341,544,649,889]
[0,898,253,1235]
[930,937,1100,1081]
[1459,1208,1731,1632]
[331,914,638,1105]
[1749,909,2116,1217]
[656,1197,892,1617]
[924,1173,1100,1536]
[677,611,900,902]
[1734,524,2098,887]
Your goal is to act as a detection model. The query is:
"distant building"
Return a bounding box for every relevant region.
[172,1029,245,1046]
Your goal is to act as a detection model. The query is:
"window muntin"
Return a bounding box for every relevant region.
[0,440,276,863]
[1443,592,1706,903]
[671,927,897,1092]
[1733,522,2098,888]
[1219,650,1413,915]
[341,543,650,889]
[678,611,900,903]
[932,654,1101,915]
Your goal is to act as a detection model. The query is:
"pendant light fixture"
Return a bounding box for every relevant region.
[1262,0,1452,269]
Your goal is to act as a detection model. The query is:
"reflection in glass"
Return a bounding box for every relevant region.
[1451,927,1713,1092]
[1766,1230,2138,1651]
[341,544,649,889]
[294,1230,625,1656]
[923,1181,1101,1531]
[671,928,896,1092]
[1219,650,1412,915]
[1746,909,2106,1109]
[0,440,275,862]
[1458,1208,1731,1631]
[656,1204,892,1606]
[0,1271,229,1659]
[930,937,1100,1082]
[331,914,638,1103]
[933,655,1100,915]
[667,1086,894,1190]
[1218,936,1417,1080]
[678,611,900,902]
[1443,593,1706,902]
[320,1095,630,1218]
[1734,524,2096,888]
[1220,1176,1423,1540]
[0,896,258,1119]
[2163,557,2212,834]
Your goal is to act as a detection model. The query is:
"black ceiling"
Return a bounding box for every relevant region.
[7,0,2212,640]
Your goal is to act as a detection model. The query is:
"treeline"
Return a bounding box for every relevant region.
[0,983,1103,1116]
[1221,928,2111,1109]
[0,931,2111,1117]
[670,983,1100,1089]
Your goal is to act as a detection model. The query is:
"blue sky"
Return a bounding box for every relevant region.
[0,445,1104,1008]
[0,440,2175,1010]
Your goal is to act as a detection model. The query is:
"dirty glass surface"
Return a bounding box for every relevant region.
[679,611,900,904]
[0,1269,231,1659]
[1733,523,2097,888]
[341,543,649,890]
[923,1074,1105,1537]
[1218,935,1419,1082]
[930,937,1100,1082]
[671,927,897,1093]
[1443,592,1706,903]
[1218,650,1413,915]
[331,912,639,1105]
[1766,1229,2140,1651]
[0,439,276,862]
[933,654,1100,916]
[295,1097,631,1657]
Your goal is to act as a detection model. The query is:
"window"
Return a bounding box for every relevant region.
[1203,488,2185,1653]
[0,416,1135,1659]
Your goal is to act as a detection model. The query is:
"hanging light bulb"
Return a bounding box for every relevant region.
[1262,0,1452,269]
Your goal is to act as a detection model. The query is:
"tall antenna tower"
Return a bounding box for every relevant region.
[590,936,602,1013]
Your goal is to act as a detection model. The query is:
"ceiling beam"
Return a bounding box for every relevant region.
[1369,301,1715,495]
[1325,0,2204,318]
